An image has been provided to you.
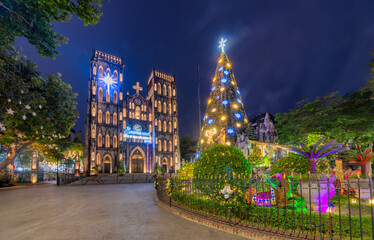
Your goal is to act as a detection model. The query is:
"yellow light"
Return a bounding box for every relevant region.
[220,87,225,91]
[351,199,357,204]
[201,139,204,144]
[208,99,211,104]
[221,116,226,121]
[219,59,222,63]
[233,104,238,109]
[369,199,374,204]
[227,63,231,67]
[231,81,235,85]
[236,123,241,127]
[213,77,216,82]
[212,108,216,112]
[244,118,248,123]
[226,141,231,146]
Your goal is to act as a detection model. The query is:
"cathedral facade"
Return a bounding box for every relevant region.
[84,50,180,175]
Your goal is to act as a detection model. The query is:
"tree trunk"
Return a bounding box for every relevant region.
[361,161,371,176]
[0,146,16,171]
[308,159,317,174]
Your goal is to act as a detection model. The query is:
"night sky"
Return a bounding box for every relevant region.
[15,1,374,140]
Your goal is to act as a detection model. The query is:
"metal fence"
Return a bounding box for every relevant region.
[156,175,374,240]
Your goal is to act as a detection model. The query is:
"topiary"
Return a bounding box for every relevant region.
[270,155,308,175]
[193,144,250,178]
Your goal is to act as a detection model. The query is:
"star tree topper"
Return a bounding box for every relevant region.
[218,38,227,53]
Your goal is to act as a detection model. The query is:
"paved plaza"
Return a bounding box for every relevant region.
[0,183,245,240]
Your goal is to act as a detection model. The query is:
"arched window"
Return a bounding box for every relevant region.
[173,88,176,96]
[163,121,167,132]
[163,140,167,152]
[157,83,161,94]
[113,70,118,80]
[123,108,127,117]
[105,135,110,148]
[123,120,126,129]
[168,103,171,115]
[113,136,117,148]
[168,86,171,97]
[158,120,161,131]
[169,122,172,133]
[106,111,110,124]
[155,84,157,91]
[96,153,101,165]
[149,113,152,121]
[169,141,172,152]
[163,85,166,96]
[99,88,103,101]
[119,112,122,121]
[106,68,111,75]
[149,124,152,132]
[98,110,102,123]
[98,134,102,147]
[174,119,177,129]
[158,140,162,151]
[120,134,123,141]
[163,102,166,114]
[99,66,104,77]
[113,113,117,125]
[120,92,123,100]
[113,91,117,104]
[175,136,178,146]
[158,101,161,113]
[173,102,176,112]
[135,106,141,119]
[106,90,110,102]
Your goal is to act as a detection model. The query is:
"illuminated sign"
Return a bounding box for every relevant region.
[123,126,151,141]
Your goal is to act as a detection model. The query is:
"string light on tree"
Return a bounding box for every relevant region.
[199,38,248,150]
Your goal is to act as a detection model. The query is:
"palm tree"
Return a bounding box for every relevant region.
[343,144,374,176]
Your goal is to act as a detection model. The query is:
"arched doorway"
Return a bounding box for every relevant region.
[130,149,144,173]
[162,158,168,172]
[104,155,111,173]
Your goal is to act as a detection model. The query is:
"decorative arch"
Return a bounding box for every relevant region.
[106,111,110,124]
[105,135,110,148]
[106,68,111,75]
[169,122,172,133]
[113,113,117,125]
[103,154,112,173]
[148,113,152,121]
[129,146,146,173]
[113,91,117,104]
[123,108,127,117]
[99,88,103,101]
[162,158,168,172]
[98,134,102,147]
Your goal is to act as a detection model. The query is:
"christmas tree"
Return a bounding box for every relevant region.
[199,39,248,150]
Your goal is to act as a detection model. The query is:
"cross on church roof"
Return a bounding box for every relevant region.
[133,82,143,95]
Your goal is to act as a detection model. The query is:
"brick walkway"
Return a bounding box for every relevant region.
[0,184,245,240]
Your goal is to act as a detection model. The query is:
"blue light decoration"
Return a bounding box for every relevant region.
[221,78,227,83]
[224,70,229,75]
[222,100,228,105]
[219,67,223,72]
[203,115,206,121]
[216,95,220,99]
[195,153,200,159]
[227,128,234,134]
[207,119,213,124]
[237,99,242,103]
[212,86,216,92]
[237,89,241,95]
[235,113,242,119]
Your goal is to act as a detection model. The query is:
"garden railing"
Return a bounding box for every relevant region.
[156,174,374,240]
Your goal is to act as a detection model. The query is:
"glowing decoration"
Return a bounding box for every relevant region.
[351,199,357,204]
[220,184,233,199]
[219,67,223,71]
[100,74,116,94]
[218,38,227,53]
[226,142,231,146]
[221,116,226,121]
[233,104,238,109]
[207,119,213,124]
[224,70,229,75]
[252,188,276,207]
[213,77,216,82]
[212,86,216,92]
[369,199,374,204]
[195,154,200,158]
[237,89,240,94]
[218,59,222,63]
[220,87,225,91]
[235,113,241,119]
[227,128,234,134]
[231,81,235,85]
[212,108,217,112]
[216,95,220,99]
[237,99,242,103]
[227,63,231,67]
[244,118,248,123]
[201,139,204,144]
[222,100,228,105]
[236,123,241,127]
[208,99,211,104]
[6,108,14,115]
[205,128,217,144]
[203,115,206,121]
[221,78,227,83]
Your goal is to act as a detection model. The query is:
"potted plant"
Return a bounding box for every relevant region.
[117,161,125,176]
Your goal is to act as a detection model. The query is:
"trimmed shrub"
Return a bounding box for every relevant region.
[193,144,250,178]
[270,155,308,175]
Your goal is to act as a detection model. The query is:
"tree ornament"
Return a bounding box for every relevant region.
[25,105,31,109]
[6,108,15,115]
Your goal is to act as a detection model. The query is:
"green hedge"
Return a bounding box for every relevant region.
[270,155,309,175]
[194,144,250,178]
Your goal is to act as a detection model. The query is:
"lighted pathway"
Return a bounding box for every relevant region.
[0,183,245,240]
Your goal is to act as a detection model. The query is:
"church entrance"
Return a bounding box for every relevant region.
[104,156,111,173]
[162,159,167,172]
[131,149,144,173]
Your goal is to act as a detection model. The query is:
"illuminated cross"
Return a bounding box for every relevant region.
[133,82,143,95]
[218,38,227,53]
[205,128,217,144]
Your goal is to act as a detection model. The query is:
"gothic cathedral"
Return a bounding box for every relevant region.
[84,49,180,175]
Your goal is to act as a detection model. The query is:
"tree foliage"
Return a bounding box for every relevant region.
[193,145,250,178]
[0,0,105,58]
[180,136,197,163]
[0,46,78,170]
